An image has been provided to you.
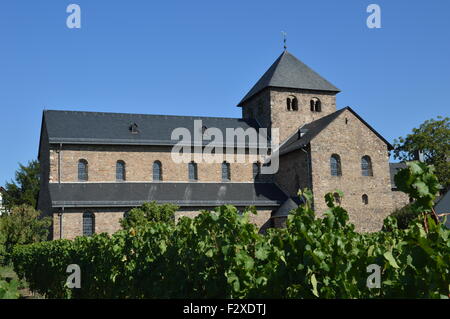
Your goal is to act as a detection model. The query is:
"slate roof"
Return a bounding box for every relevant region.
[435,190,450,215]
[42,110,262,147]
[271,197,302,218]
[435,190,450,229]
[389,162,407,190]
[49,182,288,208]
[277,107,393,157]
[238,51,340,106]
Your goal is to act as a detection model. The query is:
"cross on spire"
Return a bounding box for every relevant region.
[281,31,287,51]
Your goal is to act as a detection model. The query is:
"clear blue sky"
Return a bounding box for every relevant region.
[0,0,449,185]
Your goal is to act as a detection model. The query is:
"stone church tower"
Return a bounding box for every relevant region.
[238,50,340,143]
[237,50,409,232]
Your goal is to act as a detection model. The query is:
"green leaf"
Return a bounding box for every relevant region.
[255,246,269,260]
[159,240,167,253]
[205,249,214,257]
[383,251,400,269]
[367,245,374,257]
[311,274,319,297]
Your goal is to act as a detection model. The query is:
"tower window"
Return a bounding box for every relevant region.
[222,161,231,182]
[78,159,88,182]
[330,154,342,176]
[188,161,198,181]
[153,161,162,181]
[83,212,95,236]
[361,156,373,176]
[362,194,369,205]
[116,160,126,181]
[287,96,298,111]
[310,98,321,112]
[292,97,298,111]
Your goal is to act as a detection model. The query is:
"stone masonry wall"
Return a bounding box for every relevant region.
[275,147,311,197]
[391,191,410,210]
[50,145,267,183]
[309,109,395,232]
[270,88,337,143]
[241,88,337,145]
[53,207,274,239]
[241,89,272,131]
[37,121,52,217]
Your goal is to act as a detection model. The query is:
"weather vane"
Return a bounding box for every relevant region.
[281,31,287,51]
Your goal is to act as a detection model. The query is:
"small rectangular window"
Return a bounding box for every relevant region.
[222,162,230,182]
[189,162,198,181]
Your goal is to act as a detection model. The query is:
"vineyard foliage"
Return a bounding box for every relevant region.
[11,162,450,299]
[0,278,20,299]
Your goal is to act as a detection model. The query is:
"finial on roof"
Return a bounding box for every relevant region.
[281,31,287,51]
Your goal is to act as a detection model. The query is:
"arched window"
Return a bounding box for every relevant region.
[83,212,95,236]
[153,161,162,181]
[330,154,342,176]
[310,98,321,112]
[116,160,126,181]
[333,193,341,205]
[362,194,369,205]
[78,159,88,182]
[287,96,298,111]
[222,161,230,182]
[188,161,198,181]
[315,99,321,112]
[361,156,373,176]
[292,97,298,111]
[253,162,261,181]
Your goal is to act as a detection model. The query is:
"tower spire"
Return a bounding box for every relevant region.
[281,31,287,51]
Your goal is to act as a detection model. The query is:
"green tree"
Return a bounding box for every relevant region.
[0,229,6,265]
[393,116,449,191]
[120,201,178,229]
[0,205,51,264]
[3,160,40,210]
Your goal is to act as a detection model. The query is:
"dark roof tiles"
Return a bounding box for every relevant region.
[238,51,340,106]
[43,110,261,147]
[49,182,288,208]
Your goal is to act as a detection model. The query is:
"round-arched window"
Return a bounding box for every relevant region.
[362,194,369,205]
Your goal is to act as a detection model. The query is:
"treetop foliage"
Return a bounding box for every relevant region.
[2,160,40,210]
[393,116,449,191]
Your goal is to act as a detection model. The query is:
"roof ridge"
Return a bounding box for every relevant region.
[43,109,247,121]
[278,107,349,156]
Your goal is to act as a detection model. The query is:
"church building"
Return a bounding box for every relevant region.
[37,50,409,239]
